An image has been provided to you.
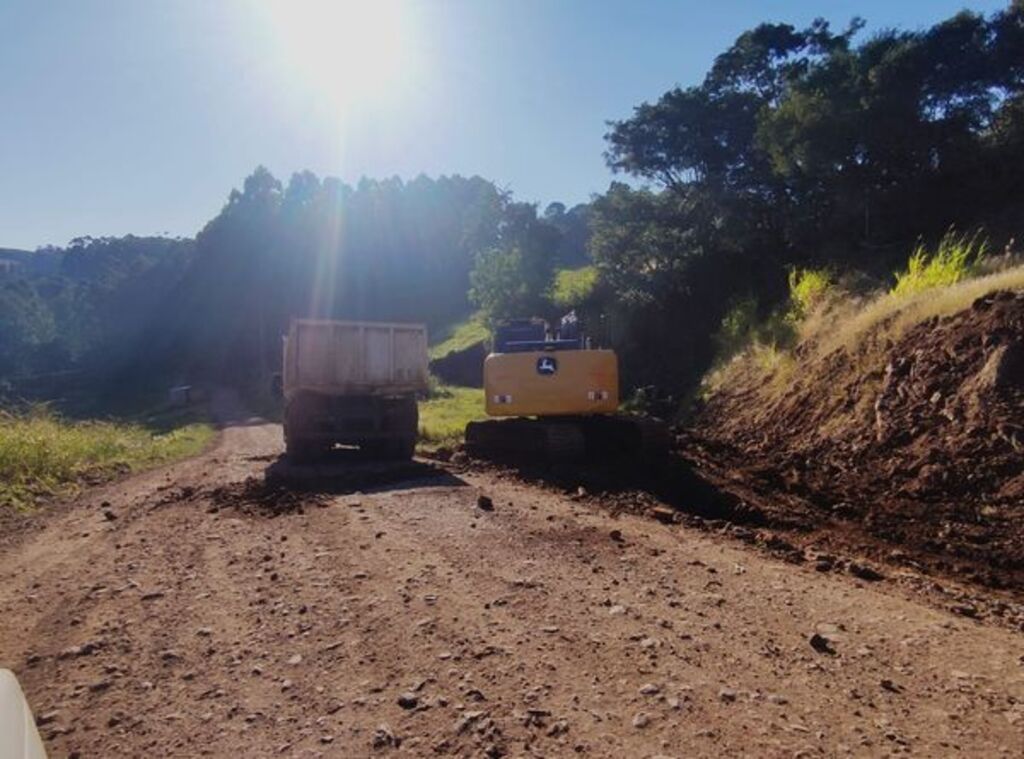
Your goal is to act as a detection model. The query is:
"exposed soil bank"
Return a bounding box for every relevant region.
[693,290,1024,589]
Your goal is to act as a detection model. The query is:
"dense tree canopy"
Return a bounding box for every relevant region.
[0,171,580,392]
[593,2,1024,395]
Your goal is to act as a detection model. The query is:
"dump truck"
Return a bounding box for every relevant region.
[464,318,670,461]
[281,319,428,461]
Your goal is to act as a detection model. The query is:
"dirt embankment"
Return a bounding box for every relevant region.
[692,290,1024,587]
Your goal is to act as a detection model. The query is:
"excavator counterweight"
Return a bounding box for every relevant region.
[463,318,670,463]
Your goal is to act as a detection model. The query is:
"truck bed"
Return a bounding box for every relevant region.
[283,319,429,397]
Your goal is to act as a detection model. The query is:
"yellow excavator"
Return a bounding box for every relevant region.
[464,317,670,461]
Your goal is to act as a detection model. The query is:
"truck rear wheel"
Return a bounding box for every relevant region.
[286,438,317,463]
[362,435,415,461]
[384,397,418,460]
[391,436,416,460]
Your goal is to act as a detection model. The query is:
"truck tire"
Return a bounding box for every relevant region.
[284,394,323,463]
[391,436,416,460]
[285,436,318,463]
[388,397,418,460]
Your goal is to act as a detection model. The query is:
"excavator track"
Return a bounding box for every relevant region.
[465,419,582,461]
[464,415,669,463]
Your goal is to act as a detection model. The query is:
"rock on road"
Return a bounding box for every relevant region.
[1,391,1022,758]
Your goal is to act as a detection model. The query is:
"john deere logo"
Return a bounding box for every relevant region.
[537,356,558,376]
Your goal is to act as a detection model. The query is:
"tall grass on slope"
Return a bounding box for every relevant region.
[0,405,213,510]
[705,267,834,395]
[704,234,1023,407]
[787,267,834,321]
[429,314,489,360]
[891,230,988,298]
[820,257,1023,360]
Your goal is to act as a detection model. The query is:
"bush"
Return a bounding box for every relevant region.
[712,294,801,367]
[891,230,988,298]
[551,266,599,309]
[787,268,833,320]
[712,297,761,362]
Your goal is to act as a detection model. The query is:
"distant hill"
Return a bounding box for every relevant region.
[0,246,62,276]
[0,247,32,262]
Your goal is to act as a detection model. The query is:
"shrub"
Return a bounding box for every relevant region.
[891,230,988,298]
[712,297,761,362]
[787,267,833,320]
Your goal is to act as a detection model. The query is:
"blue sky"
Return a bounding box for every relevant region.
[0,0,1009,250]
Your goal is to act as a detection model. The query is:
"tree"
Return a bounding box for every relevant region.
[593,5,1024,399]
[469,202,564,325]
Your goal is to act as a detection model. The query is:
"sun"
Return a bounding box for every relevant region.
[261,0,411,118]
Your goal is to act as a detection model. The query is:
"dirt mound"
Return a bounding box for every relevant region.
[693,290,1024,585]
[208,477,328,515]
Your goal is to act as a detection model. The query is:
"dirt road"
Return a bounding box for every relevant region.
[2,392,1023,758]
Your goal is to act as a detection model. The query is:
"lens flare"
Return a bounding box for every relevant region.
[261,0,412,120]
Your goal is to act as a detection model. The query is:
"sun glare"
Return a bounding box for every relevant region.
[262,0,411,119]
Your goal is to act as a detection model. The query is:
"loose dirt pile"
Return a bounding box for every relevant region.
[693,290,1024,586]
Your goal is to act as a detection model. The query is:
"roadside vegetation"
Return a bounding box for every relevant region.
[0,404,213,510]
[891,231,989,298]
[417,384,486,452]
[704,232,1024,403]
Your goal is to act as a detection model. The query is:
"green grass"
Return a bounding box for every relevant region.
[417,385,486,451]
[0,404,214,510]
[429,313,489,360]
[891,230,987,298]
[551,265,599,308]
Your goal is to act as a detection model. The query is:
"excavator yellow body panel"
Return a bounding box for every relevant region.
[483,349,619,417]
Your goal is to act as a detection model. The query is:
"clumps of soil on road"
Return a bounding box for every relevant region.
[693,289,1024,589]
[210,454,464,516]
[208,477,327,516]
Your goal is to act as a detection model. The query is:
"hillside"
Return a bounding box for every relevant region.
[689,266,1024,587]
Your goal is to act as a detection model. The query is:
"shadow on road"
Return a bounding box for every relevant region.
[264,448,467,496]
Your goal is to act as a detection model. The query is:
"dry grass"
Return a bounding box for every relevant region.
[704,259,1024,407]
[818,260,1024,358]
